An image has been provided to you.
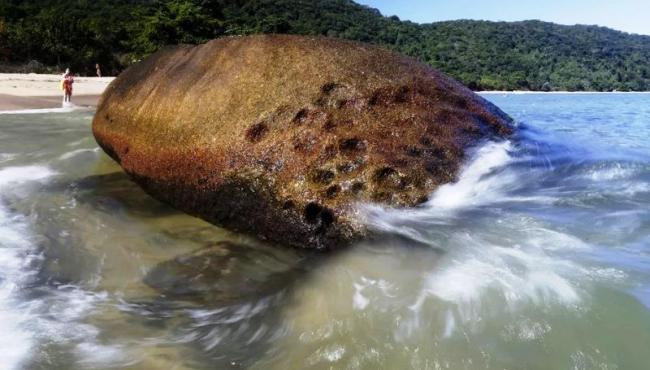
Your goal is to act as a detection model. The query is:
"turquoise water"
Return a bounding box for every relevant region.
[0,93,649,369]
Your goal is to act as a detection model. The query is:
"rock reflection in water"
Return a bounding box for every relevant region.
[144,240,310,304]
[137,240,317,368]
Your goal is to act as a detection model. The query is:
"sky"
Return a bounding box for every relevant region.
[355,0,650,35]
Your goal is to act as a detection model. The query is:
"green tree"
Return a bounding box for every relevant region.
[2,0,650,91]
[133,0,220,54]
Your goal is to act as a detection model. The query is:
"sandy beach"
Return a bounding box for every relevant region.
[4,73,645,111]
[0,73,114,110]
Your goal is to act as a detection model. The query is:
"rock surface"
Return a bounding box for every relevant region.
[93,35,513,249]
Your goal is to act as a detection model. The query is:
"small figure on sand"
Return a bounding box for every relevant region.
[61,68,74,104]
[95,63,102,78]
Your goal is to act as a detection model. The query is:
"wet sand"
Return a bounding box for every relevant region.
[0,94,102,110]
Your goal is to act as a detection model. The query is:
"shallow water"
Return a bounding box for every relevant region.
[0,93,649,369]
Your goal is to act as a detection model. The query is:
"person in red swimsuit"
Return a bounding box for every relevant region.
[62,68,74,103]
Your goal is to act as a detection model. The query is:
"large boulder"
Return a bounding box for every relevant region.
[93,35,513,249]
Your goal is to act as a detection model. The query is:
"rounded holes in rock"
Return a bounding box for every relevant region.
[293,107,327,125]
[293,109,309,124]
[373,167,398,182]
[245,122,269,143]
[420,137,433,147]
[394,86,411,103]
[304,202,322,224]
[369,89,389,106]
[303,202,336,232]
[372,191,391,202]
[405,146,422,157]
[424,160,455,182]
[321,82,342,95]
[310,168,335,185]
[338,137,366,153]
[368,94,379,106]
[320,208,334,227]
[325,185,341,199]
[351,181,365,194]
[337,162,356,174]
[372,166,405,190]
[323,120,337,132]
[422,147,447,160]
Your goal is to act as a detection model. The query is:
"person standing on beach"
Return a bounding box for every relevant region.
[95,63,102,77]
[61,68,74,103]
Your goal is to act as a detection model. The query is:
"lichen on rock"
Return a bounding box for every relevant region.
[93,34,513,249]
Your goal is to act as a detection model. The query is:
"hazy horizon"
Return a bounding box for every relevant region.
[357,0,650,36]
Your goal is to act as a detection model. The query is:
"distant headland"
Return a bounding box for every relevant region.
[1,0,650,92]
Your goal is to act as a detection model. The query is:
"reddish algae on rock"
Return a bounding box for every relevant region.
[93,35,513,249]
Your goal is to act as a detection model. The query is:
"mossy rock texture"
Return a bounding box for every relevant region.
[93,35,513,249]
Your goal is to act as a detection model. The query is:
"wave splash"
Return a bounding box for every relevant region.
[0,102,91,115]
[0,166,56,369]
[362,140,519,244]
[0,165,130,369]
[361,136,642,338]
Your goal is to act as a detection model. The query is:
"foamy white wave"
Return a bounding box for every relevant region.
[75,342,136,368]
[66,138,89,148]
[0,210,36,370]
[523,227,590,251]
[0,165,127,369]
[359,139,637,340]
[583,164,638,181]
[501,318,551,342]
[618,182,650,196]
[403,232,585,340]
[411,237,582,310]
[23,286,132,367]
[0,103,89,115]
[362,140,519,243]
[426,141,515,210]
[566,180,650,201]
[353,277,395,311]
[0,165,57,370]
[58,147,100,160]
[587,267,627,282]
[0,165,56,187]
[306,344,346,365]
[0,153,16,163]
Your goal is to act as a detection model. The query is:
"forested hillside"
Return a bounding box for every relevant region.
[2,0,650,91]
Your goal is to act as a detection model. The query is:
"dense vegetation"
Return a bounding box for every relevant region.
[2,0,650,91]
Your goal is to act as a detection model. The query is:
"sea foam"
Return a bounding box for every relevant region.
[0,165,56,370]
[362,140,518,244]
[0,103,90,115]
[360,141,611,338]
[0,164,133,368]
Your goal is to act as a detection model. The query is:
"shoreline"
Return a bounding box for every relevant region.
[0,94,102,110]
[0,73,113,110]
[2,73,650,111]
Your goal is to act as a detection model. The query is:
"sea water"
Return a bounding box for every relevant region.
[0,93,648,369]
